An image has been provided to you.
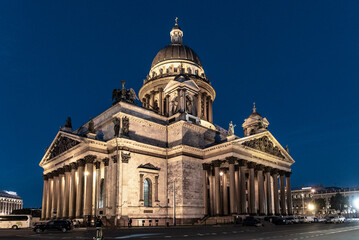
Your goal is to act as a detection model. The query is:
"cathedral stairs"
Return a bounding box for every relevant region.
[196,216,236,225]
[102,217,116,228]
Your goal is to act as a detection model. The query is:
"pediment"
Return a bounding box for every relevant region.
[138,163,161,171]
[242,135,284,158]
[40,131,83,166]
[164,79,200,94]
[238,131,294,164]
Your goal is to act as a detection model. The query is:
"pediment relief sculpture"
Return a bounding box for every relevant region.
[47,136,80,160]
[138,163,161,171]
[242,136,284,158]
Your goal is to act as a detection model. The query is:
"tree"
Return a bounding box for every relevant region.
[330,193,348,211]
[314,198,326,211]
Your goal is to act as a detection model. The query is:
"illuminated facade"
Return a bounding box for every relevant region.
[39,21,295,226]
[0,191,23,215]
[292,186,359,215]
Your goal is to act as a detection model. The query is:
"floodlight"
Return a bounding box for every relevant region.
[308,203,315,211]
[353,198,359,209]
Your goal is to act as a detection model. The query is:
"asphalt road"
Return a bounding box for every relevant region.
[1,222,359,240]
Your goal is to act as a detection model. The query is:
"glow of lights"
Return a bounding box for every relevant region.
[85,171,89,176]
[311,189,316,193]
[353,198,359,209]
[220,172,223,176]
[308,203,315,211]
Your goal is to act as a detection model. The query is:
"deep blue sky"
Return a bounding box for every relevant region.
[0,0,358,207]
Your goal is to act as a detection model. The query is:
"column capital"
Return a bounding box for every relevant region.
[271,168,279,175]
[238,159,247,166]
[158,87,163,92]
[64,165,72,172]
[247,161,256,169]
[285,171,292,177]
[255,164,265,171]
[43,174,49,180]
[95,161,101,169]
[52,170,59,177]
[58,168,65,175]
[69,162,77,170]
[264,166,272,173]
[202,163,211,171]
[111,155,118,163]
[226,156,237,164]
[77,159,86,167]
[84,155,96,164]
[279,170,286,176]
[220,167,227,172]
[47,172,54,179]
[212,160,221,167]
[103,157,109,166]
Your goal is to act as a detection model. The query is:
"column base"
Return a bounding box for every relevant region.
[84,215,94,227]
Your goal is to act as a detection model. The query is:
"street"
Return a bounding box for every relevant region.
[1,221,359,240]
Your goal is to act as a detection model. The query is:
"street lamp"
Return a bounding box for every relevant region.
[353,198,359,209]
[301,193,305,215]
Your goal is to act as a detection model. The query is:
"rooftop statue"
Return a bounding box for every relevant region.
[112,81,139,105]
[88,118,95,133]
[228,121,236,136]
[64,117,72,129]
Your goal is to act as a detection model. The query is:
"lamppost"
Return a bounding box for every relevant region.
[301,193,305,215]
[310,189,316,215]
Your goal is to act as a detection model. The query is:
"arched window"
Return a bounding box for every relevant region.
[144,178,152,207]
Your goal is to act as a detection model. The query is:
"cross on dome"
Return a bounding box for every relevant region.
[253,102,256,113]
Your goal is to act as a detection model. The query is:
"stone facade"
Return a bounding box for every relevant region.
[292,186,359,216]
[39,21,295,226]
[0,191,23,215]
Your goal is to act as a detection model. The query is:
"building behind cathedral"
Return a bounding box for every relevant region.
[39,21,295,226]
[0,190,23,215]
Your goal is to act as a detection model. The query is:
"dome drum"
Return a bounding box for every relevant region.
[139,21,215,124]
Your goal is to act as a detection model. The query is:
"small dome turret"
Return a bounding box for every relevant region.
[170,17,183,44]
[242,103,269,136]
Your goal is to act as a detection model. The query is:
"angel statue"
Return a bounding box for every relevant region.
[228,121,236,136]
[112,81,139,105]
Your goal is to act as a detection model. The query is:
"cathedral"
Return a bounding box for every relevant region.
[39,21,295,226]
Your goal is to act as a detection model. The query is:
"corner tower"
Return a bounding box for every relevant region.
[138,19,215,123]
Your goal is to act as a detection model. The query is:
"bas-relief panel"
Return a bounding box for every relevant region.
[242,136,285,159]
[46,136,80,162]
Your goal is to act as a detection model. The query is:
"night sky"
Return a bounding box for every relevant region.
[0,0,358,208]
